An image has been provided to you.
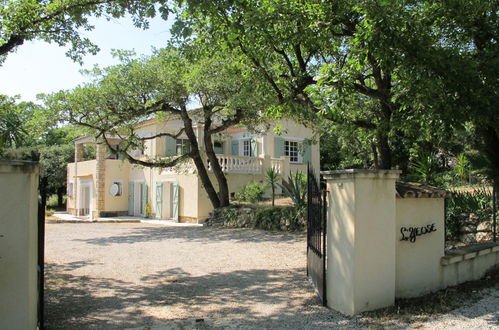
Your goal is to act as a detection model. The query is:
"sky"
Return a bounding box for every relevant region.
[0,15,173,102]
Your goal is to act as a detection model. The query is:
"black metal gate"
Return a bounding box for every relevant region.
[307,166,327,306]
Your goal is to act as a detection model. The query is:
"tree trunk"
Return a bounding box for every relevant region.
[371,142,379,169]
[180,110,221,209]
[476,124,499,187]
[39,177,48,213]
[203,122,230,207]
[376,129,392,169]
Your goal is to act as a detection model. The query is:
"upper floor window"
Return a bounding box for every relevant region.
[176,138,191,155]
[285,140,302,163]
[214,141,224,154]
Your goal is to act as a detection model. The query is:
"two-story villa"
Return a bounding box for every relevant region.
[66,118,319,223]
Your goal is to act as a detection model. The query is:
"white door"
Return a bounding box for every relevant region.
[81,185,90,216]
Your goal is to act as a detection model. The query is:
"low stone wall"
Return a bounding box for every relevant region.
[441,242,499,287]
[457,212,497,243]
[204,205,306,231]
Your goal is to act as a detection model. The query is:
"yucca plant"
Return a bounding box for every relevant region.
[265,167,280,206]
[454,153,470,183]
[277,171,307,207]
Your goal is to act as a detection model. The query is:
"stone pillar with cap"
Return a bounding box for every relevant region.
[95,143,107,218]
[322,169,401,315]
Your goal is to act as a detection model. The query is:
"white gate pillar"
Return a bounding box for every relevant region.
[322,169,400,315]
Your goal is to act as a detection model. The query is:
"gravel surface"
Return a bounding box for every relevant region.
[45,223,498,329]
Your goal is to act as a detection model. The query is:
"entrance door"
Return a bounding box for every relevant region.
[81,185,91,216]
[132,182,148,217]
[155,182,178,221]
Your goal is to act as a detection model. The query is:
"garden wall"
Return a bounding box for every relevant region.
[322,169,499,316]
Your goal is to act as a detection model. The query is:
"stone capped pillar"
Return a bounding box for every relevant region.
[322,169,400,315]
[95,143,107,218]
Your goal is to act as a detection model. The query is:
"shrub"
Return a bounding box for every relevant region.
[208,205,306,231]
[254,206,306,231]
[234,181,266,203]
[45,208,55,217]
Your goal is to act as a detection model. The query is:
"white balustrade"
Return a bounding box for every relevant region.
[270,158,284,174]
[208,155,263,174]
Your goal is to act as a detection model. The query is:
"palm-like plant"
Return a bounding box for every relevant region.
[265,167,280,206]
[277,171,307,207]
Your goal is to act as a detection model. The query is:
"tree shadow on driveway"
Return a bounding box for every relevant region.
[45,262,351,329]
[72,225,305,247]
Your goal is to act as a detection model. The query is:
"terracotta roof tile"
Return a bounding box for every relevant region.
[396,182,452,199]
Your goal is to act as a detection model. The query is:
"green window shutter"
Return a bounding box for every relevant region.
[231,140,239,156]
[172,183,179,222]
[155,182,163,219]
[141,183,148,216]
[128,182,134,215]
[274,137,284,158]
[165,136,176,156]
[250,139,257,157]
[302,144,312,163]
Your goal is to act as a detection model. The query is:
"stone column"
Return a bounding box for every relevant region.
[74,143,84,216]
[95,143,107,218]
[322,169,400,315]
[75,143,84,162]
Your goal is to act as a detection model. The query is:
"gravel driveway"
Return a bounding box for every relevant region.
[45,223,498,329]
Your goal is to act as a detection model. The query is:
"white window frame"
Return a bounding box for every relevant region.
[284,139,303,163]
[242,139,251,157]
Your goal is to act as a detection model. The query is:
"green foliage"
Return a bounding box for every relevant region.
[175,0,499,181]
[277,171,307,207]
[264,167,280,206]
[446,187,494,240]
[234,181,266,204]
[0,0,169,63]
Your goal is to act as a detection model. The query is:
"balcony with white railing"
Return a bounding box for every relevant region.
[159,154,290,176]
[208,155,264,174]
